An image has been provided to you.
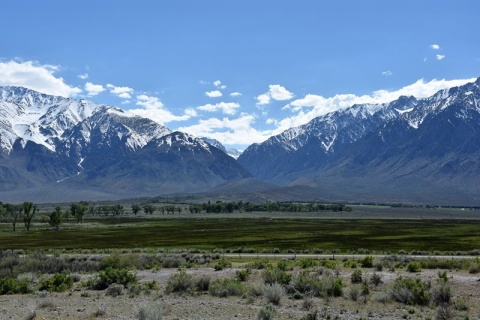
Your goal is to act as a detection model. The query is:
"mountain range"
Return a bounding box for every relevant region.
[0,86,249,202]
[1,78,479,205]
[237,78,480,205]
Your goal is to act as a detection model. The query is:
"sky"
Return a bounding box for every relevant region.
[1,0,479,150]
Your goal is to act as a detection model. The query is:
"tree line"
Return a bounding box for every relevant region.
[188,201,352,214]
[0,200,351,232]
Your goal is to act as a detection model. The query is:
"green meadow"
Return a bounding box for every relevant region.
[1,216,479,252]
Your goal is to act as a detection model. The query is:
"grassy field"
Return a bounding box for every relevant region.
[1,213,480,252]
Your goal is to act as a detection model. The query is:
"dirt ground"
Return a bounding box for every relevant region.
[1,267,479,320]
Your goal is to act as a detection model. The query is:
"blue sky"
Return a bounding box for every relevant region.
[1,0,479,149]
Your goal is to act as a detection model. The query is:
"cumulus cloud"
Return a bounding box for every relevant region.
[197,102,240,115]
[256,84,294,105]
[130,94,195,124]
[107,84,134,99]
[230,92,242,97]
[78,73,89,80]
[436,54,446,60]
[256,93,271,105]
[179,114,272,145]
[430,44,440,50]
[382,70,393,76]
[205,90,222,98]
[84,82,105,96]
[278,77,476,133]
[213,80,226,89]
[0,60,81,97]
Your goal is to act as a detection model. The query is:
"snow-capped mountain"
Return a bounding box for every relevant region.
[0,86,250,201]
[238,78,480,205]
[201,137,243,159]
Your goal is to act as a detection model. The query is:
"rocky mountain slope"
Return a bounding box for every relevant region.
[238,78,480,205]
[0,86,250,201]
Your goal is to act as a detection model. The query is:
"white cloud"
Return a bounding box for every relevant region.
[179,114,273,145]
[135,94,164,108]
[230,92,242,97]
[382,70,393,76]
[205,90,222,98]
[197,102,240,115]
[269,84,294,100]
[278,77,476,134]
[256,93,271,105]
[130,94,194,124]
[107,84,134,99]
[78,73,89,80]
[436,54,446,60]
[431,44,440,50]
[84,82,105,96]
[213,80,226,89]
[256,84,294,105]
[0,60,81,97]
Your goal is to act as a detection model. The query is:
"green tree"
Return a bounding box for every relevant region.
[131,204,141,215]
[0,203,7,223]
[22,202,37,231]
[70,201,88,223]
[143,204,156,215]
[6,204,23,232]
[49,206,63,230]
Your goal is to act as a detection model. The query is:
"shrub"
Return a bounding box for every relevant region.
[247,281,264,298]
[161,256,185,268]
[298,258,317,269]
[292,270,316,294]
[349,284,362,301]
[390,277,430,305]
[370,272,382,286]
[194,275,211,291]
[371,291,389,303]
[136,303,163,320]
[263,283,285,305]
[302,309,319,320]
[165,270,193,294]
[128,283,142,296]
[0,277,31,294]
[350,269,363,284]
[246,259,271,270]
[454,298,469,311]
[105,283,124,297]
[406,262,422,273]
[435,303,453,320]
[236,269,250,281]
[360,255,374,268]
[432,279,451,305]
[213,259,232,271]
[262,266,291,285]
[143,280,159,291]
[209,278,244,297]
[92,267,137,290]
[39,273,73,292]
[257,304,277,320]
[100,252,139,270]
[468,259,479,274]
[306,273,343,298]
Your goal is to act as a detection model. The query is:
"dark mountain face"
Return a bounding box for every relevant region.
[0,87,250,202]
[238,78,480,205]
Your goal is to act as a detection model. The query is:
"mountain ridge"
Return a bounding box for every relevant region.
[0,86,250,202]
